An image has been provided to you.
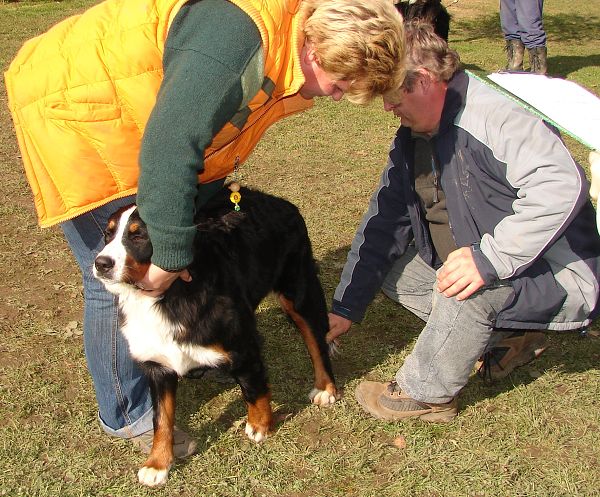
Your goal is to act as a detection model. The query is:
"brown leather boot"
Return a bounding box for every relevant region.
[529,46,548,75]
[505,39,525,71]
[476,331,548,381]
[355,380,458,422]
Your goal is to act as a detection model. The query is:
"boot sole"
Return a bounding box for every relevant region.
[419,410,457,423]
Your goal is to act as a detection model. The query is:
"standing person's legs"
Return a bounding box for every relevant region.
[517,0,547,74]
[61,196,154,438]
[499,0,521,40]
[516,0,546,47]
[500,0,526,70]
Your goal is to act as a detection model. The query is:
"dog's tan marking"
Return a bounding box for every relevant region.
[277,295,337,404]
[245,392,272,442]
[129,222,140,234]
[126,258,150,284]
[139,387,176,486]
[208,344,230,359]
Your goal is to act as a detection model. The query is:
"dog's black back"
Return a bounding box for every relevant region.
[160,186,329,352]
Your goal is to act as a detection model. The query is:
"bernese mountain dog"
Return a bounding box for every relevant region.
[93,185,337,486]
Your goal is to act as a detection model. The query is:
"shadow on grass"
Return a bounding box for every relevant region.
[465,54,600,80]
[452,13,600,43]
[549,54,600,79]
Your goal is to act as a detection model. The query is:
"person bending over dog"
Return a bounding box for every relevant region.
[327,21,600,422]
[5,0,406,454]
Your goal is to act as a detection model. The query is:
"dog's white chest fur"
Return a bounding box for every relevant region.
[118,289,226,376]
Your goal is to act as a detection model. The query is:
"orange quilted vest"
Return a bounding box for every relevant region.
[5,0,311,227]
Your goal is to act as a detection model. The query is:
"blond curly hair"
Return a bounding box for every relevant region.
[299,0,406,104]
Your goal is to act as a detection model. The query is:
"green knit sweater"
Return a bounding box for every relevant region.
[137,0,263,271]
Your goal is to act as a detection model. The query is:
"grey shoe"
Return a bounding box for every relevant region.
[355,380,458,423]
[130,426,198,458]
[505,39,525,71]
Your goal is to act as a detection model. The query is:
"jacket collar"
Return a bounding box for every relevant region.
[438,69,468,135]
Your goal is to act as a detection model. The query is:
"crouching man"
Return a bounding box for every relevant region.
[327,21,600,422]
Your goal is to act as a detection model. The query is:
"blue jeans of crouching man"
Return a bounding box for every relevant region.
[381,246,514,404]
[61,195,155,438]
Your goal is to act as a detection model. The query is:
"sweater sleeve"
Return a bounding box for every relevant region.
[137,0,263,271]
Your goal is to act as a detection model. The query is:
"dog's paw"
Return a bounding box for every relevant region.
[138,465,169,487]
[245,422,269,443]
[309,387,338,407]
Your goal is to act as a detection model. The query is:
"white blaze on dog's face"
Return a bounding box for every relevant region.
[93,205,153,288]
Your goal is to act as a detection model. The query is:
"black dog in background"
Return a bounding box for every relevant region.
[395,0,451,41]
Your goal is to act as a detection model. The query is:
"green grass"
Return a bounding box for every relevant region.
[1,1,599,496]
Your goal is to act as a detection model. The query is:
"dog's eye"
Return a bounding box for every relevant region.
[129,233,147,242]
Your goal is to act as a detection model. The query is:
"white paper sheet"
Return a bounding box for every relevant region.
[486,72,600,150]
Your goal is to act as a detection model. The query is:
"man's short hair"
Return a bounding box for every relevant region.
[401,20,460,91]
[300,0,406,104]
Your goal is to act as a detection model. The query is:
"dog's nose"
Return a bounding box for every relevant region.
[95,255,115,274]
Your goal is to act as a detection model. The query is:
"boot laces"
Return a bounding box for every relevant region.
[386,381,403,396]
[478,350,505,382]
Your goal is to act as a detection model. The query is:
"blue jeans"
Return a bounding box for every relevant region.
[381,247,514,403]
[500,0,546,48]
[61,196,153,438]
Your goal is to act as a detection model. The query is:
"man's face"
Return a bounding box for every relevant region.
[299,43,350,101]
[383,72,445,134]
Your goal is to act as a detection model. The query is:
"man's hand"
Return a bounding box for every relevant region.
[326,313,353,344]
[436,246,485,301]
[136,264,192,297]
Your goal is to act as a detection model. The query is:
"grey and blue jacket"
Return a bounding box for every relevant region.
[332,70,600,331]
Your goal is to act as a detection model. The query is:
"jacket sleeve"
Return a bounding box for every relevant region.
[478,105,589,280]
[331,148,414,322]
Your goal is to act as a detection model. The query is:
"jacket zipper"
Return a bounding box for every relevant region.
[431,153,440,203]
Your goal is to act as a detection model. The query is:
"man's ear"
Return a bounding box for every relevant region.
[418,69,432,93]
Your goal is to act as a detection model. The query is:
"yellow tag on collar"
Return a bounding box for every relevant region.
[230,191,241,211]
